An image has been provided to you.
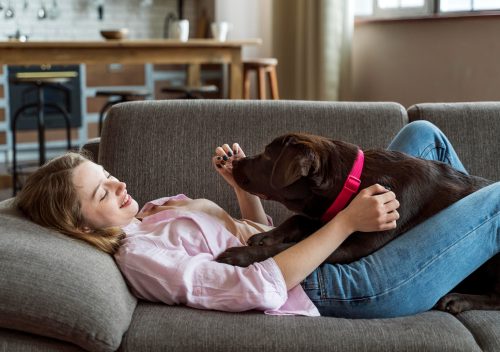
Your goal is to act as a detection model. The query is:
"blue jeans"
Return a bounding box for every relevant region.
[302,121,499,318]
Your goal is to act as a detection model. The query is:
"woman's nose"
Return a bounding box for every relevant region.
[107,179,126,194]
[115,181,127,194]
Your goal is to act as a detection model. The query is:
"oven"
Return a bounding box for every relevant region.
[8,65,82,130]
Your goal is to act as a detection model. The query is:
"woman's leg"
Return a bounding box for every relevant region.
[387,120,467,173]
[302,182,499,318]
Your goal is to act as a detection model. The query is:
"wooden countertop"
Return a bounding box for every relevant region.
[0,39,262,48]
[0,38,262,98]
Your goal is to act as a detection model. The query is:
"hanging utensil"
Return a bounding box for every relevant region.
[37,0,46,19]
[4,0,15,19]
[48,0,59,19]
[23,0,29,10]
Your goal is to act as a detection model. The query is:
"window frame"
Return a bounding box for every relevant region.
[355,0,500,19]
[372,0,436,18]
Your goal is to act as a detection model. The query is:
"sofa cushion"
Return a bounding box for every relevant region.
[457,311,500,352]
[118,302,482,352]
[0,199,137,352]
[81,137,100,162]
[408,102,500,181]
[100,100,407,224]
[0,328,85,352]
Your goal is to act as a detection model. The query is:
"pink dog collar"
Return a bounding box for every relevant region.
[320,149,364,223]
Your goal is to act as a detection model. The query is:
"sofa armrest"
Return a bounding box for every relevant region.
[81,137,100,162]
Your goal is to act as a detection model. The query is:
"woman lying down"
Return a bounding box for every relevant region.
[16,122,500,318]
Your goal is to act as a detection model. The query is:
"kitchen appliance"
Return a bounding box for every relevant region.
[8,65,82,131]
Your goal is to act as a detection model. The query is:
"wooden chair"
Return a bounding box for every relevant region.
[161,85,218,99]
[243,58,279,100]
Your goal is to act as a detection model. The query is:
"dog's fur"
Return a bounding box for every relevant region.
[216,132,499,313]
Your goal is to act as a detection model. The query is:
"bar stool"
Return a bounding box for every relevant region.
[96,89,151,136]
[10,74,73,195]
[243,58,279,100]
[161,85,219,99]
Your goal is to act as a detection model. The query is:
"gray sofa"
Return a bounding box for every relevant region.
[1,100,499,352]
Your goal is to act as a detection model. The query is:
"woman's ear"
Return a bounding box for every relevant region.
[270,143,316,189]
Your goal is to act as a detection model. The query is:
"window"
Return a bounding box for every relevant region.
[441,0,500,12]
[354,0,500,18]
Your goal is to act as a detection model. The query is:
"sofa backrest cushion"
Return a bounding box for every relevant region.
[0,199,137,352]
[100,100,407,224]
[408,102,500,181]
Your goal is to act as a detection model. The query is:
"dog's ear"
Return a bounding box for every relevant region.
[270,141,317,189]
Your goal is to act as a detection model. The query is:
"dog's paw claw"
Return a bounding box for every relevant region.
[435,293,472,315]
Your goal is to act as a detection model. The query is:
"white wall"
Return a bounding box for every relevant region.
[214,0,272,58]
[0,0,192,41]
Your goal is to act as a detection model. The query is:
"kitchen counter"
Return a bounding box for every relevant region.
[0,39,262,98]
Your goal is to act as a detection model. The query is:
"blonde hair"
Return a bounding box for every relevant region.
[15,152,124,254]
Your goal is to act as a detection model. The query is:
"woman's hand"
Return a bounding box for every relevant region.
[336,184,400,234]
[212,143,245,189]
[212,143,268,224]
[273,184,399,290]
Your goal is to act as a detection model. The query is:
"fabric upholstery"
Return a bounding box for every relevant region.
[0,328,84,352]
[0,199,137,352]
[81,137,100,162]
[408,102,500,181]
[100,100,407,224]
[2,100,498,352]
[118,302,481,352]
[457,311,500,352]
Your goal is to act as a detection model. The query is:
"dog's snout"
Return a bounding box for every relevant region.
[232,158,251,186]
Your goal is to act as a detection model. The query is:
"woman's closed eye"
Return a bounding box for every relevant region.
[100,173,113,201]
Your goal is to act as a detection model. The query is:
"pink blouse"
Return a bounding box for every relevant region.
[114,194,320,316]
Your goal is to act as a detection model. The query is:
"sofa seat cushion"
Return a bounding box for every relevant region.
[119,302,482,352]
[0,199,137,352]
[0,328,85,352]
[457,311,500,352]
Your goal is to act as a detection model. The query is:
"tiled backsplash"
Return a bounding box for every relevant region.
[0,0,202,40]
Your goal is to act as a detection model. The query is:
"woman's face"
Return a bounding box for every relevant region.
[73,161,139,230]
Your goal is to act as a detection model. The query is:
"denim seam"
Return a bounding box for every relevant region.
[419,142,451,165]
[318,209,499,302]
[318,267,327,297]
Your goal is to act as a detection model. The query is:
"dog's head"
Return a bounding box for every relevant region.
[233,133,358,216]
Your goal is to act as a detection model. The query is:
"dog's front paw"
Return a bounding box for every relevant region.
[216,246,262,267]
[247,231,285,246]
[435,293,474,314]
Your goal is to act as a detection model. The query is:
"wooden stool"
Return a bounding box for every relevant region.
[96,89,151,136]
[10,74,73,195]
[161,85,218,99]
[243,58,279,100]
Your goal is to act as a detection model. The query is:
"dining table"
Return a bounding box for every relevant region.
[0,39,262,99]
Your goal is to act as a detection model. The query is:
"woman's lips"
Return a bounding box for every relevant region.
[120,194,132,208]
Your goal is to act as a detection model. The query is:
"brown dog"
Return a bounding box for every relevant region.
[216,132,499,313]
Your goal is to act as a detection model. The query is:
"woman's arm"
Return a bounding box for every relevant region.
[274,184,400,290]
[213,143,268,224]
[116,217,289,312]
[233,187,268,224]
